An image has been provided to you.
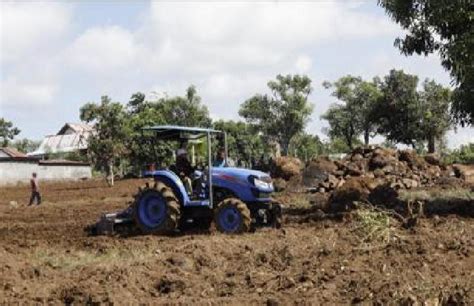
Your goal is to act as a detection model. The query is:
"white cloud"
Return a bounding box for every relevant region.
[0,2,71,109]
[295,55,312,73]
[0,2,71,64]
[0,77,57,107]
[139,2,397,77]
[65,26,140,74]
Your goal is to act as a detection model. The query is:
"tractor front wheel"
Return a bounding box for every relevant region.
[214,198,251,234]
[132,182,180,234]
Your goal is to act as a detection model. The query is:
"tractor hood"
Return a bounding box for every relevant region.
[211,167,274,196]
[212,167,271,181]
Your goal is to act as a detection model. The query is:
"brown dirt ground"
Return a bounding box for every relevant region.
[0,179,473,304]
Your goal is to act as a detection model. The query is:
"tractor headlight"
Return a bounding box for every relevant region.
[254,178,272,189]
[249,175,273,190]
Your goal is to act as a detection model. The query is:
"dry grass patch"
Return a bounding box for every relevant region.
[399,188,474,202]
[33,246,156,271]
[351,204,395,250]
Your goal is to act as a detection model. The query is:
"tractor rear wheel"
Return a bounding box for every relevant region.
[132,181,180,234]
[214,198,251,234]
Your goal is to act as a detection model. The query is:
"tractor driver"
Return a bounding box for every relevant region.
[176,144,194,195]
[213,148,226,168]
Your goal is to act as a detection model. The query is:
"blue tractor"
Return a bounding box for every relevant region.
[94,125,282,235]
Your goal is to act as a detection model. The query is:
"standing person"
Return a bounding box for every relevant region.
[28,172,41,206]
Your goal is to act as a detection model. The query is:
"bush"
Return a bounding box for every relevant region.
[443,143,474,164]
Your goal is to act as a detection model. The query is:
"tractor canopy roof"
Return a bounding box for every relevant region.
[143,125,223,141]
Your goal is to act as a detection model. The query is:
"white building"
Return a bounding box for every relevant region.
[28,123,93,157]
[0,147,92,186]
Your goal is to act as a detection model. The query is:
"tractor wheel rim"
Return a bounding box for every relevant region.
[218,206,241,232]
[138,193,167,228]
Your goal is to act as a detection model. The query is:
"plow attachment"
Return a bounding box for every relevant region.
[87,207,135,236]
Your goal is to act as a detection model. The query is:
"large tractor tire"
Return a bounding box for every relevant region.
[214,198,251,234]
[132,181,181,234]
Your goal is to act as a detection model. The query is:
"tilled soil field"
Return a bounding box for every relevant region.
[0,179,473,304]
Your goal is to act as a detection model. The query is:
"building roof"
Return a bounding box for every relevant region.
[58,123,94,135]
[0,147,28,158]
[28,123,93,156]
[0,147,34,160]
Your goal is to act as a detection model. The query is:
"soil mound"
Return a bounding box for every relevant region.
[271,156,303,180]
[302,157,338,186]
[453,164,474,184]
[329,177,373,212]
[303,146,461,196]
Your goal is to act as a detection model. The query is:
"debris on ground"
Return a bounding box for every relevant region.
[295,146,471,196]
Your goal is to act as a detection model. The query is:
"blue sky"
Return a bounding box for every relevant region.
[1,1,472,147]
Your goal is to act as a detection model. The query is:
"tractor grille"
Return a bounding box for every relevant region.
[252,188,271,199]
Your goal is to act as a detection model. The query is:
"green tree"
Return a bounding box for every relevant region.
[124,86,211,173]
[154,85,211,127]
[239,74,313,155]
[289,133,324,162]
[80,96,129,186]
[126,95,169,172]
[374,70,452,152]
[444,143,474,164]
[323,137,362,154]
[322,76,381,147]
[378,0,473,125]
[213,120,266,166]
[374,69,424,147]
[12,138,41,153]
[321,105,359,150]
[128,92,148,115]
[419,79,452,153]
[0,118,20,147]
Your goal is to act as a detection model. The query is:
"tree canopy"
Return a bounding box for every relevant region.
[419,79,452,152]
[154,85,211,128]
[321,71,452,153]
[378,0,473,125]
[289,132,324,162]
[213,120,266,166]
[239,74,313,155]
[80,96,129,186]
[0,118,20,147]
[125,86,211,171]
[373,69,452,152]
[374,69,424,147]
[12,138,41,153]
[322,76,381,148]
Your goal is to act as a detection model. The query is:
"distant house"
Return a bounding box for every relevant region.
[28,123,93,157]
[0,147,34,161]
[0,146,92,186]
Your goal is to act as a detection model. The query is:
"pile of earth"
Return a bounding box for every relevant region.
[272,146,472,193]
[269,156,305,191]
[271,147,474,215]
[303,147,451,192]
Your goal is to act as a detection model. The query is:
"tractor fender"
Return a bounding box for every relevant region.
[145,170,189,205]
